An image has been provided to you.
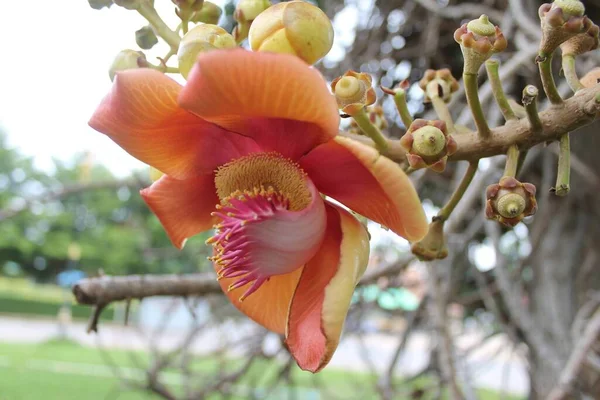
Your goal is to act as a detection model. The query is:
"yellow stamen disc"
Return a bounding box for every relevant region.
[215,152,311,211]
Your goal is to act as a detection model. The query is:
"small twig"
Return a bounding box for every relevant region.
[351,107,390,152]
[562,54,584,94]
[124,298,131,326]
[552,133,571,196]
[437,161,479,222]
[137,2,181,52]
[522,85,543,133]
[464,73,491,138]
[485,59,517,121]
[503,144,520,178]
[538,54,563,105]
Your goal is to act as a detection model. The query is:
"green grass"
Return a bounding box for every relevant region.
[0,340,524,400]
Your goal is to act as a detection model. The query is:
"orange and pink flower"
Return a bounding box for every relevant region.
[89,48,427,372]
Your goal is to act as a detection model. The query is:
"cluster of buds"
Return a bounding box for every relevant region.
[177,24,236,78]
[233,0,271,43]
[485,177,538,227]
[538,0,592,57]
[190,1,222,25]
[454,15,507,74]
[399,119,457,172]
[349,106,388,135]
[249,1,334,65]
[109,50,147,81]
[419,69,460,103]
[331,71,376,115]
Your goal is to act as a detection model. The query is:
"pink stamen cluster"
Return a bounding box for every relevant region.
[207,188,289,301]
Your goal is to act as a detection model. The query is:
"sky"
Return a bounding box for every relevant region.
[0,1,187,177]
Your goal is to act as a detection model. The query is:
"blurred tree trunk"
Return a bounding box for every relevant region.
[527,123,600,399]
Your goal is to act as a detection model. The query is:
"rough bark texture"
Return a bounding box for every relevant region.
[526,123,600,399]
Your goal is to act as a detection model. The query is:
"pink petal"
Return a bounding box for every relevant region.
[286,201,370,372]
[178,49,340,159]
[300,137,428,241]
[140,174,219,248]
[89,69,260,179]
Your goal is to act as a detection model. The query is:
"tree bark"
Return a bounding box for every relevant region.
[527,122,600,399]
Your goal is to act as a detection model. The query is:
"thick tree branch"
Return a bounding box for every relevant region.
[342,85,600,163]
[73,257,416,332]
[73,273,223,306]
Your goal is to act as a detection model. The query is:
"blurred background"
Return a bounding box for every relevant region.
[1,0,599,399]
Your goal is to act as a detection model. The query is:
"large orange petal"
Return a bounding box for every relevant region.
[178,49,340,159]
[286,201,370,372]
[216,266,303,334]
[140,174,219,249]
[89,69,261,179]
[300,136,428,242]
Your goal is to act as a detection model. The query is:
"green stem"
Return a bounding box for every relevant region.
[522,85,543,133]
[351,108,389,152]
[147,62,179,74]
[426,82,456,133]
[485,60,517,121]
[181,20,189,35]
[437,161,479,222]
[562,54,584,94]
[464,73,491,138]
[516,150,529,177]
[138,3,181,51]
[162,49,176,64]
[554,133,571,196]
[392,89,413,128]
[538,53,563,105]
[504,144,520,178]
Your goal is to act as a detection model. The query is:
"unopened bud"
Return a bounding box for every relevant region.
[109,50,147,81]
[249,1,334,65]
[177,24,236,78]
[135,26,158,50]
[485,176,537,227]
[233,0,271,43]
[454,15,507,74]
[190,1,222,24]
[331,71,376,115]
[538,0,591,57]
[399,119,457,172]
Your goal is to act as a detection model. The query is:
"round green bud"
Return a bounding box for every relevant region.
[467,14,496,37]
[177,24,236,78]
[109,49,146,81]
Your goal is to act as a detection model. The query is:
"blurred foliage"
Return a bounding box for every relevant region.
[0,131,213,283]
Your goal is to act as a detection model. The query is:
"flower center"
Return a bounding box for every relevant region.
[208,153,326,302]
[497,193,526,218]
[215,152,311,211]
